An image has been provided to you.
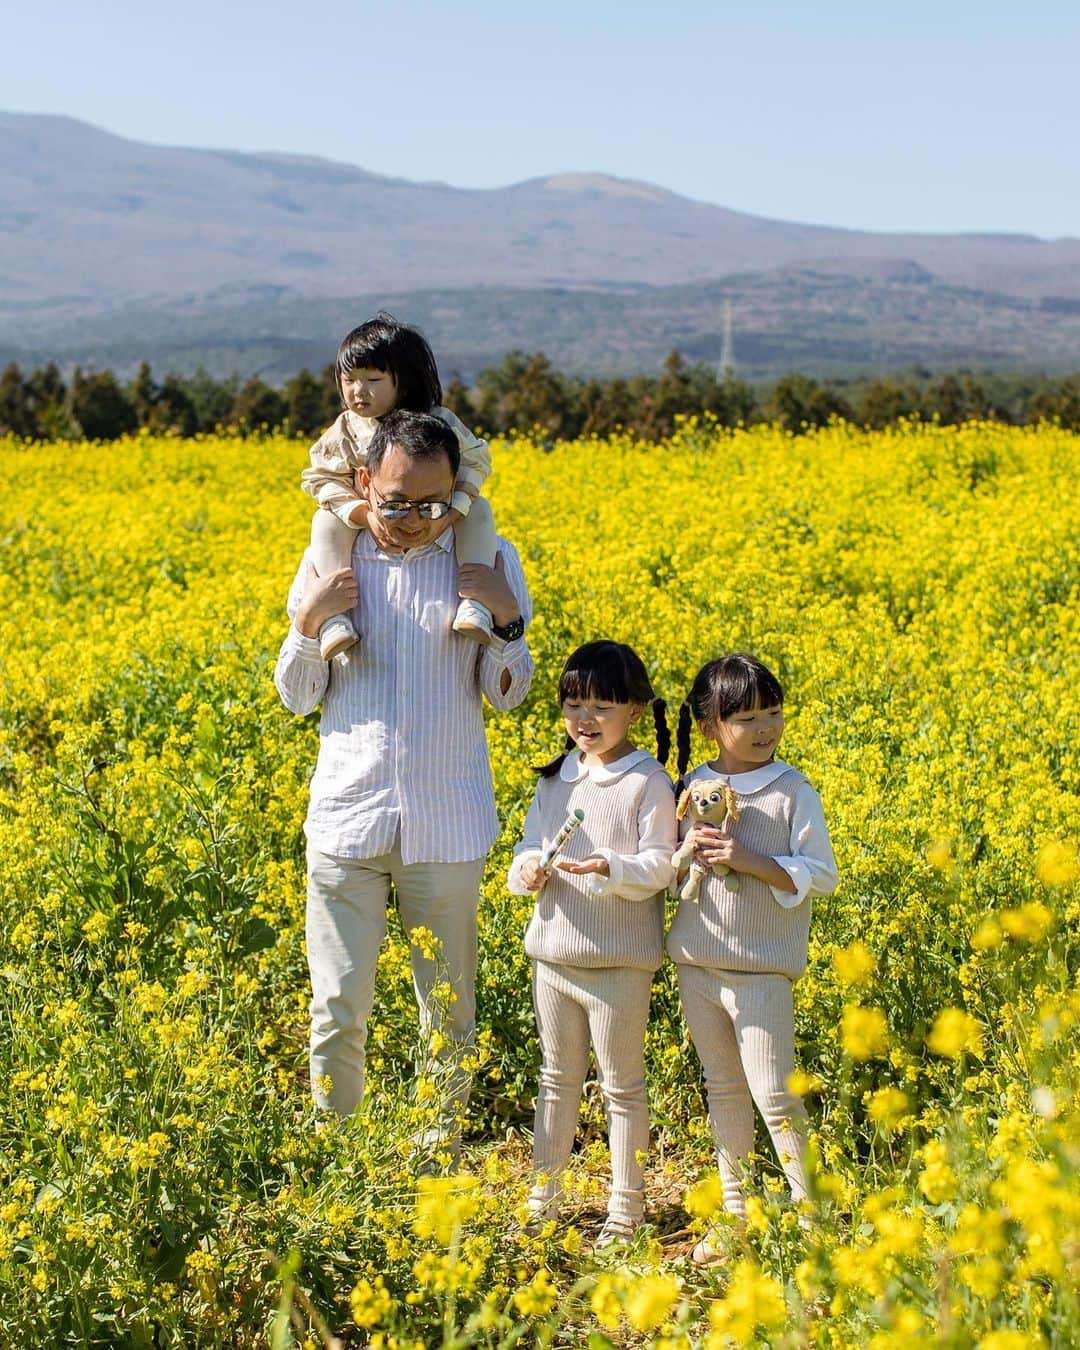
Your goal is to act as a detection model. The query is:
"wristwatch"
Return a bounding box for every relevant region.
[491,614,525,642]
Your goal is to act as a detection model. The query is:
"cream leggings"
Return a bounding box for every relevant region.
[310,497,498,576]
[676,965,810,1218]
[530,961,653,1228]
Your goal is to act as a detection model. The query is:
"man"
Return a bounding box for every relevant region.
[274,409,533,1153]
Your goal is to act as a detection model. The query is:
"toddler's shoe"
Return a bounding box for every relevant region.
[319,614,360,662]
[452,598,494,645]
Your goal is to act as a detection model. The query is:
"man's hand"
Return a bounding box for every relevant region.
[294,563,358,638]
[458,553,520,627]
[557,856,611,879]
[519,858,550,891]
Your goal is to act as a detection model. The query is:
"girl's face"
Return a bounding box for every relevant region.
[562,697,643,766]
[340,366,398,419]
[706,701,785,774]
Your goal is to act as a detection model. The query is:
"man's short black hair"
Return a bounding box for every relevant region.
[367,409,461,480]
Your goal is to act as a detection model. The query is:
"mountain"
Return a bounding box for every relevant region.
[2,110,1079,378]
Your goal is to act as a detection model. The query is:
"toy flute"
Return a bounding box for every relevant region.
[540,808,585,869]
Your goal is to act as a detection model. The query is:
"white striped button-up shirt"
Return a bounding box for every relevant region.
[274,530,533,864]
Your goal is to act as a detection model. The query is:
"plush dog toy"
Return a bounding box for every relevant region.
[670,779,740,901]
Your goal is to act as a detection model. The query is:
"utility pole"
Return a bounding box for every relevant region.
[718,299,735,380]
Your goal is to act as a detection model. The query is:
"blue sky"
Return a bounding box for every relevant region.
[4,0,1077,238]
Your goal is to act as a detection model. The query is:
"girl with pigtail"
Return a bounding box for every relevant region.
[667,652,838,1264]
[508,641,677,1245]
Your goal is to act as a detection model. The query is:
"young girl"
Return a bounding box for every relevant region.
[301,314,497,660]
[666,653,838,1263]
[508,641,677,1244]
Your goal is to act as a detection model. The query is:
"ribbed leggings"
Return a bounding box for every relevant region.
[677,965,809,1218]
[530,961,653,1227]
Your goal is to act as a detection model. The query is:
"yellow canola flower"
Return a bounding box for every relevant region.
[623,1273,682,1333]
[927,1007,984,1059]
[832,939,877,987]
[918,1139,958,1204]
[413,1175,479,1246]
[866,1086,910,1131]
[1035,840,1078,888]
[705,1259,786,1345]
[841,1004,890,1061]
[350,1275,394,1330]
[999,902,1054,943]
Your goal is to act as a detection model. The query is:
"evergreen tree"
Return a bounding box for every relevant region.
[0,363,35,437]
[282,369,326,437]
[232,375,285,432]
[70,368,138,440]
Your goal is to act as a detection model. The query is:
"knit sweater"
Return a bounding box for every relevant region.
[301,406,491,522]
[515,751,675,971]
[666,762,836,979]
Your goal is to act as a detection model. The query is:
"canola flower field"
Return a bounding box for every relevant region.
[0,420,1078,1349]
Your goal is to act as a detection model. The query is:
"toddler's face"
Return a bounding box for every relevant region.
[340,367,398,419]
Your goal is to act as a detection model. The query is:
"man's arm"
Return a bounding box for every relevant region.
[273,554,344,715]
[468,539,534,710]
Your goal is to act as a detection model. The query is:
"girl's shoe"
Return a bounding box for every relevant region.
[691,1235,725,1266]
[452,599,493,645]
[319,614,360,661]
[595,1217,638,1248]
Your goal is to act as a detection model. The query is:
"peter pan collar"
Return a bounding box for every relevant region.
[560,748,653,784]
[691,759,793,794]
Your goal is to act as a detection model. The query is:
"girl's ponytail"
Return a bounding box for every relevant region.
[534,733,576,780]
[676,700,694,778]
[652,698,671,767]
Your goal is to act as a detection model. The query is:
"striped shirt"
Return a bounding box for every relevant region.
[274,530,533,864]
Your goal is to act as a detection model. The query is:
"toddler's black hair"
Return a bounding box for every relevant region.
[676,652,784,776]
[335,313,442,412]
[536,641,670,778]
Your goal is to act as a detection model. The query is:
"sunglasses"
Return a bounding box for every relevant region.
[370,484,452,521]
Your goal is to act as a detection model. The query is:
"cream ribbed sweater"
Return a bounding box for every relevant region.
[667,765,822,979]
[518,753,674,971]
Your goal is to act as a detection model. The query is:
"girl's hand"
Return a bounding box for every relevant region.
[519,859,550,891]
[686,823,726,852]
[695,833,756,875]
[557,856,610,878]
[294,563,358,637]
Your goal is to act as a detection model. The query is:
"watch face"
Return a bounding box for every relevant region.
[493,616,525,641]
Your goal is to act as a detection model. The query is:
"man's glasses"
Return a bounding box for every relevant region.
[370,485,452,521]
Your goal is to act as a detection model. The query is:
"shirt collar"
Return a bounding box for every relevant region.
[560,747,652,784]
[690,759,791,793]
[359,528,455,558]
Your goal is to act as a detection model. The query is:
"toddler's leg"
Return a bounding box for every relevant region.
[729,974,810,1209]
[452,498,497,644]
[310,510,360,661]
[588,967,653,1235]
[530,962,591,1222]
[677,964,755,1219]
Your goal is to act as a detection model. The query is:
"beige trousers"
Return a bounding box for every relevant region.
[530,961,653,1228]
[676,965,810,1218]
[305,839,485,1148]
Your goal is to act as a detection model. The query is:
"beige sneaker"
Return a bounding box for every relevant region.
[319,614,360,662]
[452,598,493,645]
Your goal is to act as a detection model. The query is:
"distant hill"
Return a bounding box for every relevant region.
[2,110,1079,379]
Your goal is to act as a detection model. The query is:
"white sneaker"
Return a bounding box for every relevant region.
[452,599,494,645]
[319,614,360,662]
[595,1217,638,1248]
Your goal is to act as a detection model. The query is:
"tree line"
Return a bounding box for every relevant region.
[2,353,1079,443]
